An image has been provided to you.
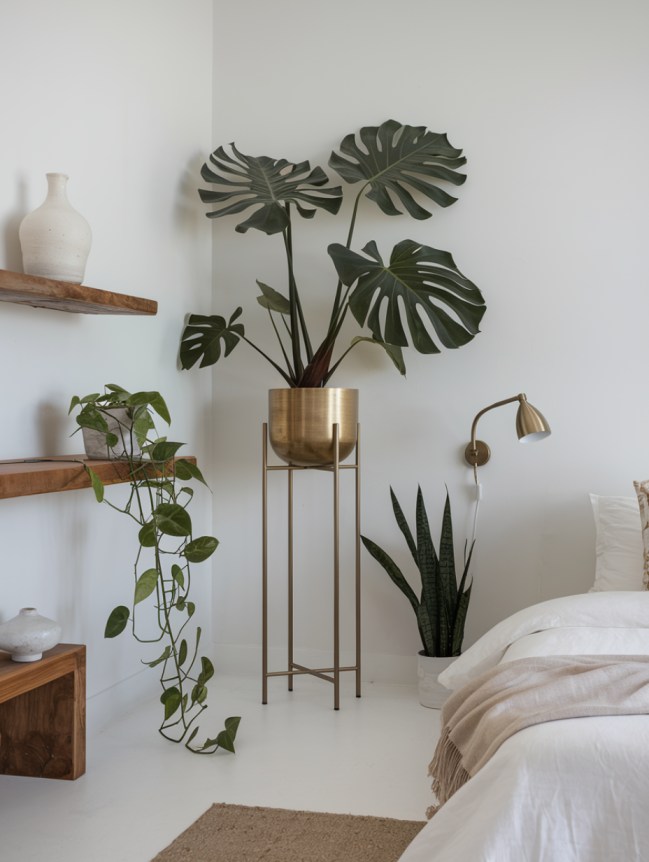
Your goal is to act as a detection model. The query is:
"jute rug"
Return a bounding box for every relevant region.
[151,803,425,862]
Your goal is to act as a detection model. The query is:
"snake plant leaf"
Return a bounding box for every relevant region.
[256,281,290,315]
[389,487,418,565]
[438,491,458,618]
[180,308,244,370]
[199,144,343,235]
[329,120,466,219]
[451,582,472,656]
[416,486,447,652]
[329,240,485,354]
[360,535,420,614]
[416,602,437,658]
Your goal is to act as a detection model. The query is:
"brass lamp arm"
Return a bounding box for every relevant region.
[469,394,525,453]
[466,393,531,467]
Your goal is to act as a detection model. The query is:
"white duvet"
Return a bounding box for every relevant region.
[399,592,649,862]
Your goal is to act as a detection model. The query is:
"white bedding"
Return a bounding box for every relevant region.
[399,592,649,862]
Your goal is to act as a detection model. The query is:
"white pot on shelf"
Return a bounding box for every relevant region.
[19,172,92,284]
[0,608,62,662]
[417,653,456,709]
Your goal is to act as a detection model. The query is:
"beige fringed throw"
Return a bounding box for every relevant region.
[428,654,649,817]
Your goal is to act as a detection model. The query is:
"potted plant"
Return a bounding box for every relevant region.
[69,384,240,753]
[361,486,473,708]
[179,119,486,465]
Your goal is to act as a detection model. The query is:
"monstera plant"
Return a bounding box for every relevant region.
[180,119,486,387]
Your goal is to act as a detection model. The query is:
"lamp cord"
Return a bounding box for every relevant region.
[470,467,482,548]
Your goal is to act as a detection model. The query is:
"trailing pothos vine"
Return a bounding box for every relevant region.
[69,384,240,754]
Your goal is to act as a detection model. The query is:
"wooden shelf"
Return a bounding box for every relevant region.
[0,643,85,780]
[0,455,196,500]
[0,269,157,315]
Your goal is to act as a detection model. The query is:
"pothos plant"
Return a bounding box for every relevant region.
[179,118,486,388]
[69,384,240,754]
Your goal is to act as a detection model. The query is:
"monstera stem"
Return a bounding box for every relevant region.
[327,185,367,335]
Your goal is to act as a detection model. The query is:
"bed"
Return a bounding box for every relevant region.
[398,489,649,862]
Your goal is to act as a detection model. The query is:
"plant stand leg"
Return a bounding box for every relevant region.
[262,423,268,706]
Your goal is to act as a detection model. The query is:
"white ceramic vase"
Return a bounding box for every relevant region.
[19,172,92,283]
[0,608,62,662]
[417,653,455,709]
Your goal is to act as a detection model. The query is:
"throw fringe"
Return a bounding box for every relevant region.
[426,725,471,818]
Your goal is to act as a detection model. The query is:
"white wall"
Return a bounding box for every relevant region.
[0,1,214,719]
[207,0,649,682]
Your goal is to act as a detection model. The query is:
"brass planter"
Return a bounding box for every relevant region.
[268,388,359,467]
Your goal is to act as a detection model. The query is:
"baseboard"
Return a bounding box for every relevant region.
[86,668,158,734]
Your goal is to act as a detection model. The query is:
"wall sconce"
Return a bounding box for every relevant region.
[464,393,551,467]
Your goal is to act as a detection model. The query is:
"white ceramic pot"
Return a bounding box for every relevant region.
[19,172,92,283]
[0,608,62,662]
[417,653,456,709]
[82,407,141,461]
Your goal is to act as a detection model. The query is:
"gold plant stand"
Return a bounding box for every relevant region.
[262,422,361,710]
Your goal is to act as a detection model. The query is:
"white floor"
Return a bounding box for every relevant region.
[0,674,441,862]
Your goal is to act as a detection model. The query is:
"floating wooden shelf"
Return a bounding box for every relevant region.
[0,269,157,315]
[0,455,196,500]
[0,643,86,780]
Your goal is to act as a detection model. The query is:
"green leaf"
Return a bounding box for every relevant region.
[149,440,184,463]
[349,337,406,376]
[198,656,214,685]
[329,239,486,354]
[138,521,157,547]
[215,716,241,754]
[176,598,186,611]
[134,568,159,605]
[105,605,129,638]
[389,487,418,566]
[126,391,171,425]
[183,536,219,563]
[198,143,343,234]
[174,459,208,486]
[256,281,290,315]
[147,646,171,668]
[161,687,182,719]
[68,395,81,414]
[186,601,196,617]
[85,466,105,502]
[191,683,208,705]
[178,639,188,666]
[180,308,244,371]
[360,535,419,614]
[154,502,192,537]
[329,120,466,219]
[172,564,185,590]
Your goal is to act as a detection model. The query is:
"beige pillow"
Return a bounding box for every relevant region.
[632,481,649,589]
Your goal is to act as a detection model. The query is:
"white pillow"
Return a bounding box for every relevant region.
[633,480,649,589]
[439,591,649,690]
[589,494,644,591]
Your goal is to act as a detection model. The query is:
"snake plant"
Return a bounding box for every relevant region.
[180,119,486,388]
[361,486,473,657]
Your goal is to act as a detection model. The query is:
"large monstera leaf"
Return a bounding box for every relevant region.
[329,119,467,220]
[328,240,485,354]
[180,308,244,370]
[199,144,343,235]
